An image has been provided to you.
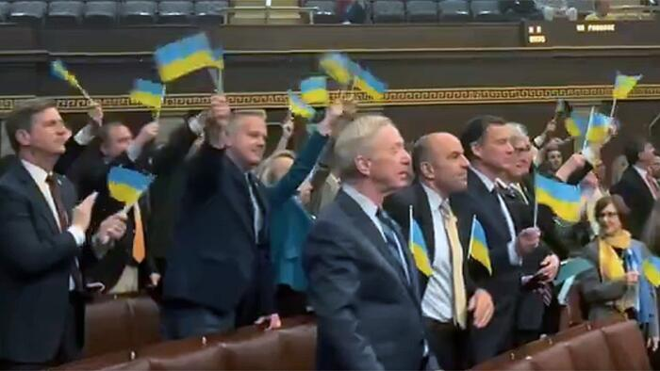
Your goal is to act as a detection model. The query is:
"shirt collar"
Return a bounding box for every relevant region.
[343,184,379,219]
[421,183,445,211]
[470,166,496,192]
[634,165,649,179]
[21,159,50,185]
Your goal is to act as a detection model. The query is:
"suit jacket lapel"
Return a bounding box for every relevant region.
[469,169,511,243]
[14,162,60,234]
[223,155,254,238]
[337,191,421,304]
[413,182,435,262]
[628,167,654,202]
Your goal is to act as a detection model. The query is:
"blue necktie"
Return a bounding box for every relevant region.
[376,209,410,285]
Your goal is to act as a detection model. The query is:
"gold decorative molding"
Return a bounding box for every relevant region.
[2,85,660,113]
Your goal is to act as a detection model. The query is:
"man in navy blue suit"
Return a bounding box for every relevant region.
[0,98,126,369]
[162,98,338,339]
[303,115,434,370]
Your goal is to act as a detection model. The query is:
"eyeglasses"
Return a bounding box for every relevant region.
[598,211,619,219]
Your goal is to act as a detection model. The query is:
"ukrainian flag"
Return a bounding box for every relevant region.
[288,90,315,119]
[409,210,432,277]
[613,72,642,100]
[300,77,329,105]
[51,60,81,88]
[213,47,224,70]
[535,173,582,223]
[353,68,387,101]
[108,167,154,206]
[154,33,216,82]
[469,217,492,275]
[585,110,611,144]
[643,256,660,287]
[319,53,353,86]
[129,79,165,110]
[565,112,588,138]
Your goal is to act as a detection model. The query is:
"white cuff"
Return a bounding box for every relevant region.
[188,115,205,136]
[67,226,86,247]
[126,142,142,162]
[507,240,523,266]
[533,134,546,148]
[74,124,96,145]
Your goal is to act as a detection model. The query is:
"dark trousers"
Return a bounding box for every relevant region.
[160,301,236,340]
[276,285,307,318]
[424,317,467,371]
[0,294,83,371]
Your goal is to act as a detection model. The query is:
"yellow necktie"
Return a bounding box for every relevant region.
[442,203,467,329]
[132,204,145,264]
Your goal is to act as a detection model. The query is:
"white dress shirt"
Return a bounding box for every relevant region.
[420,184,454,323]
[634,165,658,200]
[343,184,410,281]
[470,167,522,266]
[21,160,85,291]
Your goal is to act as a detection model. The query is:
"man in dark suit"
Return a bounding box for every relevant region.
[67,106,202,293]
[384,132,494,370]
[611,138,658,239]
[162,100,335,339]
[499,123,560,344]
[450,115,541,365]
[0,98,126,369]
[304,115,434,370]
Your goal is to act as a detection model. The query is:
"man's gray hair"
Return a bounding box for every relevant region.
[334,115,393,180]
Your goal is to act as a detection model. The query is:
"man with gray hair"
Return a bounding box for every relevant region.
[304,115,434,370]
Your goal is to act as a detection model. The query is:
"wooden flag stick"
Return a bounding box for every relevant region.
[609,99,617,118]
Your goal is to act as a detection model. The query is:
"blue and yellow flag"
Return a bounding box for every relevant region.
[129,79,165,110]
[613,72,642,100]
[213,47,224,70]
[108,167,154,206]
[288,90,315,119]
[154,33,216,82]
[409,208,432,277]
[300,76,329,105]
[535,173,582,223]
[585,109,611,144]
[469,217,492,275]
[51,60,81,88]
[319,53,353,86]
[353,68,387,101]
[565,112,589,138]
[643,256,660,287]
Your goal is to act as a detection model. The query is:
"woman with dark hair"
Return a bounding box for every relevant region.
[578,195,659,351]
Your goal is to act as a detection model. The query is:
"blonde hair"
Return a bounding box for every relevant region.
[257,150,296,186]
[334,115,393,180]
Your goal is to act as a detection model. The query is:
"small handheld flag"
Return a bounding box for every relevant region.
[129,79,165,110]
[353,67,387,101]
[108,167,154,212]
[469,217,492,275]
[535,173,582,223]
[585,108,612,144]
[287,90,315,119]
[319,53,353,86]
[300,76,329,105]
[554,257,593,285]
[51,60,93,102]
[409,206,432,277]
[565,112,589,138]
[613,72,642,100]
[213,47,224,70]
[643,256,660,287]
[154,33,216,82]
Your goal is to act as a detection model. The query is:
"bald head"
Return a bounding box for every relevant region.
[413,132,469,198]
